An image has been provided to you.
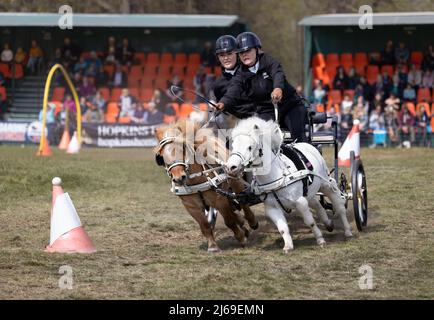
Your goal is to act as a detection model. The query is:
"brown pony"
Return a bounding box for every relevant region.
[154,120,258,252]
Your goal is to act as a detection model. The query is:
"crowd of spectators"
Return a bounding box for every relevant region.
[312,40,433,147]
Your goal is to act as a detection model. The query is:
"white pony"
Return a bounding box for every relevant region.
[226,117,353,252]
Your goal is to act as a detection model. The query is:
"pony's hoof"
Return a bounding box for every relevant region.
[326,221,334,232]
[283,247,294,254]
[250,221,259,230]
[317,239,326,248]
[345,231,354,238]
[207,246,221,253]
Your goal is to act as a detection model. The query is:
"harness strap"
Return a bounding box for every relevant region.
[272,191,292,214]
[198,191,210,211]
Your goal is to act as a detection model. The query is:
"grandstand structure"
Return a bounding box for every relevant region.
[299,12,434,110]
[0,13,245,122]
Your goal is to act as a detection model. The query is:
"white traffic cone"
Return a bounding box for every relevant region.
[338,119,360,167]
[66,131,81,154]
[45,177,96,253]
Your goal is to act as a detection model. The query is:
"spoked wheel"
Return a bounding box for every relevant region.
[204,207,218,229]
[350,158,368,231]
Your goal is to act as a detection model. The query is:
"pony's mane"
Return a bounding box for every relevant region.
[231,116,283,149]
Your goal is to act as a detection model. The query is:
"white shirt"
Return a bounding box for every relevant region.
[1,49,13,62]
[248,61,259,74]
[225,69,236,76]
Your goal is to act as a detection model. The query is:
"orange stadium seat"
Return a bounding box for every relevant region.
[141,78,154,89]
[417,88,431,103]
[311,53,326,69]
[128,75,141,88]
[103,64,115,78]
[10,63,24,79]
[134,52,146,65]
[174,53,187,67]
[410,51,423,66]
[143,65,157,77]
[315,103,325,113]
[172,65,185,77]
[130,65,143,77]
[110,88,122,102]
[155,76,169,91]
[171,103,180,116]
[160,53,173,66]
[355,53,368,67]
[381,65,394,78]
[328,90,342,104]
[405,102,416,116]
[128,88,139,100]
[366,65,379,85]
[119,117,131,124]
[106,102,119,122]
[0,86,7,101]
[140,88,154,102]
[178,103,193,118]
[146,53,160,68]
[158,65,171,77]
[52,87,65,101]
[98,87,110,101]
[0,63,10,78]
[188,53,201,66]
[343,89,355,101]
[326,53,340,69]
[340,53,353,72]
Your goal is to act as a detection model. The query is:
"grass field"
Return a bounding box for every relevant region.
[0,145,433,299]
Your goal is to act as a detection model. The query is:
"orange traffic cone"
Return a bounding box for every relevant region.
[45,177,96,253]
[66,131,81,154]
[338,119,360,167]
[58,130,70,150]
[36,138,52,157]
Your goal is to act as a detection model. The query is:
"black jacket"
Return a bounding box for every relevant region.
[219,53,304,122]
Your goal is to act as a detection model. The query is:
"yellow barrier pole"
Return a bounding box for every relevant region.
[38,64,81,155]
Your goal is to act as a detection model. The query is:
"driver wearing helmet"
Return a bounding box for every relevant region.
[215,32,308,142]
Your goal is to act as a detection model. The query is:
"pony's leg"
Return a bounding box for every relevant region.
[181,197,220,252]
[308,197,334,232]
[265,201,294,253]
[321,180,353,238]
[296,197,326,247]
[229,179,259,229]
[215,198,247,247]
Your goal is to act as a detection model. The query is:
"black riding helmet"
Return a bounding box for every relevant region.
[236,32,262,53]
[215,35,237,55]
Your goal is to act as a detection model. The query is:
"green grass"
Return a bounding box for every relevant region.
[0,145,433,299]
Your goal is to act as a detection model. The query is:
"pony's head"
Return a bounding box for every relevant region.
[154,120,197,184]
[226,117,282,176]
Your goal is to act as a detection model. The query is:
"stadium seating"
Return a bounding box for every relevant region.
[312,53,326,69]
[366,65,379,85]
[326,53,340,70]
[417,88,431,103]
[52,87,65,101]
[381,65,394,78]
[0,86,7,100]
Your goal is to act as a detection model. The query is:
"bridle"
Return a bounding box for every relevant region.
[229,131,264,169]
[155,134,194,178]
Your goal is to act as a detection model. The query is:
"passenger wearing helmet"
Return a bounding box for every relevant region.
[215,32,308,142]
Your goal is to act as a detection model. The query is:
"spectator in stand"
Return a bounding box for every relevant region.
[72,72,82,88]
[390,77,400,98]
[79,96,89,115]
[85,64,98,78]
[382,71,393,97]
[105,46,117,64]
[1,43,13,64]
[14,47,26,65]
[201,41,217,67]
[116,38,135,66]
[369,105,386,131]
[374,74,384,97]
[395,42,410,65]
[398,103,416,146]
[384,105,399,146]
[407,64,422,90]
[27,40,43,75]
[385,93,401,111]
[415,104,431,146]
[83,98,104,123]
[333,66,348,91]
[403,84,416,103]
[61,37,81,71]
[313,79,326,105]
[86,51,102,71]
[422,45,434,71]
[118,88,137,119]
[130,103,147,124]
[359,76,372,101]
[394,64,408,94]
[341,93,354,111]
[369,93,383,115]
[104,36,116,59]
[38,102,56,145]
[422,69,434,88]
[381,40,396,66]
[79,76,96,98]
[340,104,353,143]
[353,96,369,133]
[166,75,183,101]
[143,101,164,125]
[347,67,359,90]
[151,89,175,116]
[193,66,207,100]
[74,55,87,74]
[63,94,77,115]
[90,90,107,114]
[110,63,127,88]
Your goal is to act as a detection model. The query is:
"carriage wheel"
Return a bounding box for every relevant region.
[351,159,368,231]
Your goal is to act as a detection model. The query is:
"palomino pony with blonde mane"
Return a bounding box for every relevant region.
[154,120,258,252]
